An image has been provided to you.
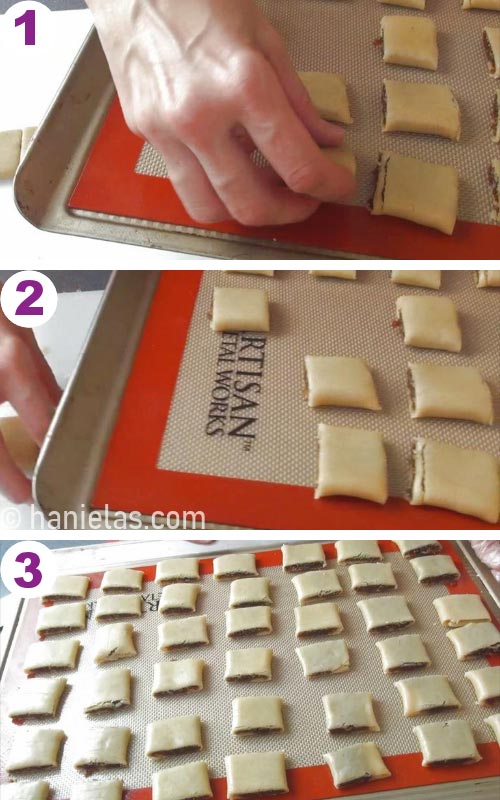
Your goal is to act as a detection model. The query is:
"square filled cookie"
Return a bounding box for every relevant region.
[408,363,493,425]
[84,667,131,714]
[323,692,379,733]
[225,648,273,683]
[214,553,258,581]
[376,634,431,674]
[152,659,205,696]
[101,569,144,594]
[3,782,50,800]
[383,82,460,140]
[381,16,438,70]
[6,728,65,772]
[465,667,500,706]
[23,639,80,674]
[74,727,131,770]
[295,602,343,637]
[348,562,397,593]
[158,616,209,651]
[409,555,460,585]
[231,696,284,735]
[8,677,66,719]
[413,720,481,766]
[305,356,381,410]
[36,602,87,637]
[229,577,271,608]
[226,606,273,638]
[155,558,200,586]
[43,575,90,602]
[292,569,342,605]
[146,716,202,757]
[153,763,213,800]
[94,622,137,664]
[211,288,270,333]
[446,622,500,660]
[397,296,461,351]
[298,72,353,124]
[391,270,441,290]
[159,584,201,615]
[316,425,388,504]
[358,596,415,633]
[282,543,326,573]
[324,743,391,789]
[225,752,288,799]
[336,540,383,564]
[433,594,491,628]
[395,675,461,716]
[71,780,123,800]
[95,595,142,622]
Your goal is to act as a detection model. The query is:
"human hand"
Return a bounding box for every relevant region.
[0,308,61,503]
[87,0,355,226]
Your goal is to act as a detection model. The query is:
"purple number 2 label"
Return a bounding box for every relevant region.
[16,279,44,316]
[15,552,43,589]
[15,9,36,46]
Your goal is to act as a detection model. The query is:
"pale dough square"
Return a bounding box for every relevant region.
[211,287,270,333]
[282,543,326,573]
[229,577,271,608]
[376,634,431,674]
[213,553,258,581]
[391,269,442,289]
[153,762,212,800]
[0,129,22,179]
[94,622,137,664]
[397,296,462,351]
[465,667,500,706]
[8,677,66,719]
[394,540,441,559]
[158,616,209,651]
[484,27,500,79]
[409,555,460,585]
[6,729,65,772]
[383,82,460,140]
[225,752,288,798]
[155,558,200,586]
[373,153,458,235]
[298,72,353,124]
[231,696,284,735]
[292,569,342,605]
[408,363,493,425]
[225,648,273,682]
[152,659,205,696]
[20,126,37,159]
[305,356,381,411]
[224,269,274,276]
[411,439,500,524]
[395,675,461,716]
[71,780,123,800]
[485,715,500,746]
[101,568,144,593]
[146,716,202,757]
[43,575,90,601]
[413,720,481,766]
[336,540,383,564]
[323,693,379,733]
[84,667,131,714]
[348,562,397,593]
[296,640,350,678]
[36,602,87,637]
[322,145,357,177]
[381,16,438,71]
[476,270,500,288]
[226,606,273,638]
[295,602,343,637]
[23,639,80,673]
[324,743,391,789]
[447,622,500,660]
[309,270,357,280]
[74,727,131,770]
[95,595,142,622]
[3,782,50,800]
[379,0,425,9]
[159,584,201,615]
[316,425,388,504]
[433,594,491,628]
[464,0,500,6]
[358,596,415,633]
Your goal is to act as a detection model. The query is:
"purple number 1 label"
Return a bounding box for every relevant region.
[15,9,36,46]
[16,279,44,316]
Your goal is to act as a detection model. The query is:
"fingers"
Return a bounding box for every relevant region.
[25,331,62,406]
[238,58,356,204]
[198,135,321,226]
[258,22,345,148]
[149,133,231,224]
[0,433,31,504]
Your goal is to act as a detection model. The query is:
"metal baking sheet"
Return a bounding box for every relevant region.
[14,1,500,259]
[1,542,499,800]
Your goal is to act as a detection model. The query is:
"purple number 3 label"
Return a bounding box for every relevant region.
[15,9,36,46]
[15,552,43,589]
[16,279,44,316]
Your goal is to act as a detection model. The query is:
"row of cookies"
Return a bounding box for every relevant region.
[226,269,500,288]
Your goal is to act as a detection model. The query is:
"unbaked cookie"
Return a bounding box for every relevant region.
[101,569,144,594]
[397,296,462,351]
[84,667,131,714]
[446,622,500,660]
[464,667,500,706]
[391,270,442,290]
[94,623,137,664]
[316,425,388,504]
[95,595,142,622]
[411,439,500,524]
[376,634,431,674]
[74,727,131,770]
[158,616,209,651]
[348,562,397,593]
[8,677,66,719]
[372,153,458,235]
[214,553,258,581]
[324,743,391,789]
[336,540,383,564]
[323,693,380,733]
[408,363,494,425]
[159,584,201,615]
[226,606,272,638]
[152,659,205,696]
[383,82,460,140]
[296,640,350,678]
[211,287,270,333]
[225,648,273,683]
[381,16,438,71]
[23,639,80,673]
[3,782,50,800]
[292,569,342,605]
[295,602,343,637]
[395,675,461,716]
[36,602,87,637]
[305,356,381,411]
[298,72,353,124]
[282,543,326,573]
[409,555,460,585]
[146,716,202,757]
[224,270,274,276]
[379,0,425,8]
[323,145,357,177]
[155,558,200,586]
[476,270,500,288]
[152,762,212,800]
[485,714,500,746]
[231,696,284,735]
[71,780,123,800]
[309,270,357,280]
[6,728,65,772]
[358,596,415,633]
[413,720,481,766]
[484,27,500,79]
[434,594,491,628]
[43,575,90,602]
[0,129,22,179]
[229,577,271,608]
[225,752,288,798]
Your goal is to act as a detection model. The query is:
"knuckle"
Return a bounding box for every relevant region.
[286,162,323,195]
[229,50,265,99]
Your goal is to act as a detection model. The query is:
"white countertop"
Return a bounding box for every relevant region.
[0,7,206,268]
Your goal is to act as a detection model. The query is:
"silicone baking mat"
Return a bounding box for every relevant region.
[67,0,500,259]
[91,270,500,531]
[1,543,499,799]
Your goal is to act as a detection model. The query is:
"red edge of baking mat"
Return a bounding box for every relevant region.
[91,271,497,531]
[10,544,499,796]
[68,98,500,260]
